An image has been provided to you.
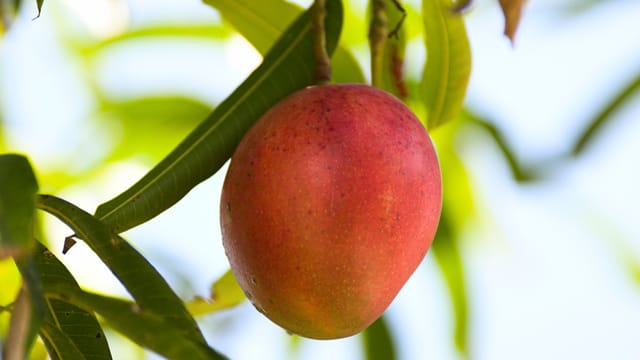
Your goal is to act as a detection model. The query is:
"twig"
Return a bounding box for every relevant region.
[369,0,388,88]
[387,0,406,39]
[312,0,331,84]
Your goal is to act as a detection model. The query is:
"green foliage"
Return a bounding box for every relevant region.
[0,154,44,357]
[203,0,300,55]
[205,0,364,84]
[0,154,38,258]
[187,269,246,316]
[16,0,634,358]
[37,195,205,343]
[369,0,409,98]
[94,0,344,233]
[431,215,468,356]
[45,286,226,360]
[33,242,111,360]
[421,0,471,129]
[572,70,640,156]
[99,96,211,162]
[362,316,396,360]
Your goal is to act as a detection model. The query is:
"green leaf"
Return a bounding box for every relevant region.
[362,316,396,360]
[431,214,468,356]
[187,269,246,316]
[0,0,18,32]
[39,322,87,360]
[0,154,38,259]
[421,0,471,129]
[331,46,365,84]
[44,285,227,360]
[32,242,111,359]
[99,96,211,161]
[572,71,640,156]
[36,0,43,17]
[79,24,231,57]
[36,195,206,345]
[94,0,344,232]
[203,0,299,55]
[463,110,539,182]
[204,0,363,83]
[431,121,474,229]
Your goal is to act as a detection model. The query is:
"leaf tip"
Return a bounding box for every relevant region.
[498,0,527,44]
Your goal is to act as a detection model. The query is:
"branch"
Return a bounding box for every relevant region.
[369,0,388,88]
[312,0,331,84]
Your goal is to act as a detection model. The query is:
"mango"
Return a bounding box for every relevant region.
[220,84,441,339]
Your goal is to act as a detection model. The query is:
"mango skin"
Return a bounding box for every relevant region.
[220,84,442,339]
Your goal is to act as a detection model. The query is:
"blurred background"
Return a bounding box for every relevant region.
[1,0,639,359]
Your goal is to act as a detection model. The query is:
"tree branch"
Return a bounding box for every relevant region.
[312,0,331,84]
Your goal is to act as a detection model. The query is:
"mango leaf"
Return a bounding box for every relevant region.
[431,121,474,230]
[362,316,396,360]
[79,24,231,57]
[431,214,468,356]
[204,0,363,83]
[573,71,640,156]
[0,0,19,32]
[462,110,539,182]
[498,0,526,43]
[203,0,298,55]
[421,0,471,129]
[6,256,45,360]
[36,0,43,17]
[39,322,87,360]
[0,154,38,259]
[36,195,207,345]
[331,45,365,84]
[32,242,111,359]
[99,96,210,161]
[187,269,246,316]
[44,285,227,360]
[94,0,344,232]
[0,119,5,150]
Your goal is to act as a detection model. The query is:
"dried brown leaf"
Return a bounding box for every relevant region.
[498,0,527,43]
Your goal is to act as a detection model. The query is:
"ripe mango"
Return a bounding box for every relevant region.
[220,84,441,339]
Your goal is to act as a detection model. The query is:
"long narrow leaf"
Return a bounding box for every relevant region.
[205,0,363,83]
[80,24,231,57]
[45,285,227,360]
[32,242,111,359]
[100,96,210,162]
[573,71,640,156]
[203,0,299,55]
[463,110,539,182]
[0,154,38,258]
[39,322,87,360]
[37,195,206,344]
[421,0,471,129]
[94,0,344,233]
[431,214,468,356]
[362,316,396,360]
[187,269,246,316]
